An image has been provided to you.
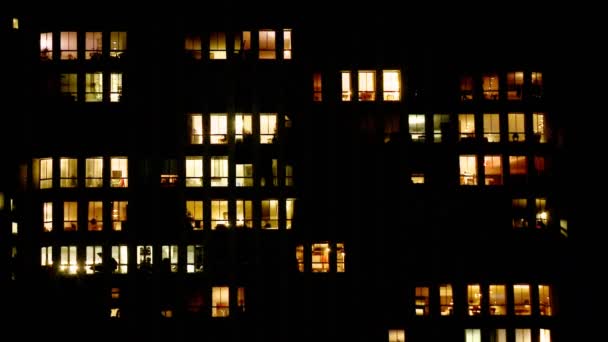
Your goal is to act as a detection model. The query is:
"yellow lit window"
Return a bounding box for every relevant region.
[209,32,227,59]
[460,75,473,100]
[212,287,230,317]
[63,201,78,231]
[533,112,547,143]
[59,246,78,274]
[110,32,127,58]
[211,200,229,229]
[43,202,53,232]
[458,114,475,140]
[185,34,202,60]
[484,155,502,185]
[235,113,253,142]
[508,113,525,142]
[313,72,322,102]
[383,70,400,101]
[358,70,375,101]
[190,114,203,144]
[110,73,122,102]
[259,30,276,59]
[60,158,77,188]
[210,156,228,187]
[112,201,127,231]
[388,329,405,342]
[88,201,103,231]
[513,284,531,315]
[283,29,292,59]
[483,113,500,142]
[459,155,477,185]
[296,245,304,272]
[85,245,102,274]
[341,71,351,101]
[85,32,102,59]
[311,243,330,272]
[482,74,499,100]
[260,114,277,144]
[507,71,524,100]
[489,284,506,315]
[415,287,429,316]
[186,200,203,230]
[467,284,482,316]
[41,246,53,267]
[439,284,453,316]
[85,72,103,102]
[111,157,128,187]
[261,199,278,229]
[236,200,253,228]
[538,285,552,316]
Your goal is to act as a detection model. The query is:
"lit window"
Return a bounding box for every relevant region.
[59,246,78,274]
[88,201,103,231]
[186,200,203,230]
[233,31,251,56]
[260,114,277,144]
[341,71,352,101]
[535,198,548,229]
[259,30,276,59]
[383,70,400,101]
[39,158,53,189]
[285,164,294,186]
[186,156,203,187]
[508,113,525,142]
[388,329,405,342]
[161,245,179,272]
[433,114,450,143]
[490,329,507,342]
[533,112,547,143]
[112,245,128,274]
[85,157,103,187]
[458,114,475,140]
[538,284,553,316]
[111,201,127,231]
[111,157,128,187]
[515,329,531,342]
[41,246,53,268]
[110,32,127,58]
[40,32,53,60]
[408,114,425,142]
[531,72,543,98]
[271,159,279,186]
[43,202,53,232]
[210,156,228,187]
[186,245,204,273]
[296,245,304,272]
[190,114,203,144]
[484,155,502,185]
[540,329,551,342]
[467,284,482,316]
[212,287,230,317]
[261,199,279,229]
[286,198,295,230]
[209,32,227,59]
[237,287,246,313]
[489,284,507,315]
[313,72,322,102]
[507,71,524,100]
[283,29,292,59]
[411,173,425,184]
[63,201,77,232]
[210,114,228,144]
[236,164,253,186]
[85,245,102,274]
[459,155,477,185]
[415,287,430,316]
[311,243,330,272]
[185,34,202,60]
[60,158,77,188]
[12,18,19,30]
[60,32,77,60]
[358,70,376,101]
[482,73,499,100]
[513,284,531,315]
[560,219,568,237]
[465,329,481,342]
[110,73,122,102]
[60,73,77,101]
[85,32,102,60]
[439,284,453,316]
[137,245,153,271]
[12,222,18,235]
[483,113,500,142]
[236,200,253,228]
[509,156,528,184]
[235,113,253,142]
[512,198,529,229]
[460,75,473,100]
[85,72,103,102]
[211,200,229,229]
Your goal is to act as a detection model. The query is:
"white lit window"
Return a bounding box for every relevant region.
[383,70,400,101]
[286,198,295,229]
[465,329,481,342]
[358,70,376,101]
[408,114,426,142]
[235,113,253,142]
[112,245,129,274]
[260,114,277,144]
[39,158,53,189]
[460,155,477,185]
[110,73,122,102]
[341,71,352,101]
[515,329,531,342]
[540,329,551,342]
[211,156,228,187]
[85,245,103,274]
[59,246,78,274]
[137,245,153,271]
[12,222,18,235]
[40,32,53,60]
[43,202,53,232]
[508,113,525,142]
[210,114,228,144]
[186,245,204,273]
[60,31,77,60]
[41,246,53,267]
[459,114,476,140]
[236,164,253,187]
[483,113,500,142]
[190,114,203,144]
[161,245,179,272]
[186,156,203,187]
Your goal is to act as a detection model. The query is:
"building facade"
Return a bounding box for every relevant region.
[2,12,573,342]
